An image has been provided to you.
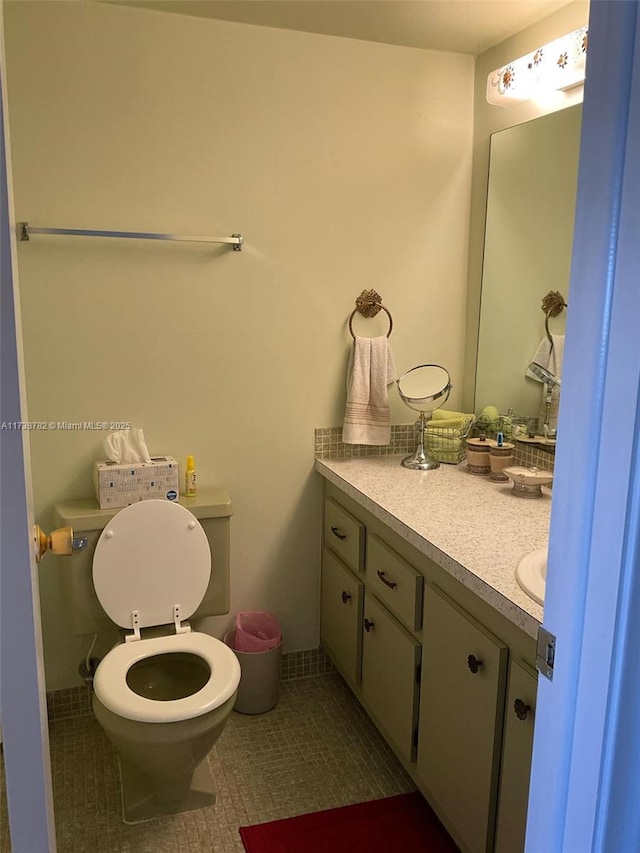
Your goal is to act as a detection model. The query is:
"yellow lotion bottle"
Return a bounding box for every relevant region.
[184,455,196,497]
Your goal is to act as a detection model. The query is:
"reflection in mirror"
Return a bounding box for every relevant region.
[397,364,452,470]
[527,362,561,388]
[475,105,582,434]
[528,361,562,439]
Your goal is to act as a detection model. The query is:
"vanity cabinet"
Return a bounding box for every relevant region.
[361,593,421,765]
[320,547,364,685]
[321,497,423,765]
[320,480,538,853]
[494,660,537,853]
[418,585,508,853]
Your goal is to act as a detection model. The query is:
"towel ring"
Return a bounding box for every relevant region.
[348,289,393,340]
[541,291,567,349]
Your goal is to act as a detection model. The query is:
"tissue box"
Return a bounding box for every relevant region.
[93,457,180,509]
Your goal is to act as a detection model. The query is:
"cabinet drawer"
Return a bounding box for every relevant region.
[321,548,364,685]
[362,594,421,765]
[366,534,423,631]
[417,585,508,853]
[494,660,537,853]
[324,497,365,573]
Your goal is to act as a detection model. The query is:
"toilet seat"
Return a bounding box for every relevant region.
[93,631,241,723]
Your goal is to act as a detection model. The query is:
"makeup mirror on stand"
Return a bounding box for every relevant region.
[397,364,452,470]
[527,361,562,437]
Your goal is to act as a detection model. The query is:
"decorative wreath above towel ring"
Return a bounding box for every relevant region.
[348,289,394,339]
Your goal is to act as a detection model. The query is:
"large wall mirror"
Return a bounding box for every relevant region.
[475,105,582,428]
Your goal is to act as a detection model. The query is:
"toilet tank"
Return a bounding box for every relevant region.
[53,487,232,637]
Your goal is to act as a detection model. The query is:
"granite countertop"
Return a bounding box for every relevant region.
[316,456,548,638]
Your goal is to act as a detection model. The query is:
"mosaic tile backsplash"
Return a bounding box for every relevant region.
[315,425,416,458]
[514,441,556,473]
[315,425,555,474]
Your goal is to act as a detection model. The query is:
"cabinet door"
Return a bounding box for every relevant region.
[417,586,508,853]
[321,548,364,685]
[494,660,537,853]
[362,594,421,765]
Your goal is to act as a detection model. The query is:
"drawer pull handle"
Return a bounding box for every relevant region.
[341,590,351,604]
[331,526,347,541]
[376,570,397,589]
[364,618,375,632]
[514,698,531,721]
[467,654,483,674]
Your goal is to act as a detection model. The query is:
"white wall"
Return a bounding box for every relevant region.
[2,1,474,689]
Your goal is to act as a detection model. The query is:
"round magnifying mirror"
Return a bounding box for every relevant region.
[398,365,452,412]
[527,362,561,388]
[397,364,452,470]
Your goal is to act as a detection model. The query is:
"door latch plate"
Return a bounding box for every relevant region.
[536,626,556,680]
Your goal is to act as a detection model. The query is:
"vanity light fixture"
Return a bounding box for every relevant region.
[487,26,588,106]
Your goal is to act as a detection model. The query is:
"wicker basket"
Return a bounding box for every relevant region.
[469,414,531,441]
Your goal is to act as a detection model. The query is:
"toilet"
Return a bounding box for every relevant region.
[54,491,241,824]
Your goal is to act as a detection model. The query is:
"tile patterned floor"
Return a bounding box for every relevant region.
[1,673,415,852]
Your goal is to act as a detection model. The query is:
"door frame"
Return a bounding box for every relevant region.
[527,2,640,850]
[0,6,56,849]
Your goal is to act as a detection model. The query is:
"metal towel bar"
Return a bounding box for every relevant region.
[17,222,243,251]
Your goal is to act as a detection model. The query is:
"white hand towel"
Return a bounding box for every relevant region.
[525,334,564,381]
[342,336,396,445]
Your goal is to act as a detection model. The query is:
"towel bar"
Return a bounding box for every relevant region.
[17,222,244,251]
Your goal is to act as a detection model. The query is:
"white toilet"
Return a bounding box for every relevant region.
[54,491,241,824]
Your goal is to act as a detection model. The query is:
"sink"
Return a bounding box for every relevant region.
[516,548,547,605]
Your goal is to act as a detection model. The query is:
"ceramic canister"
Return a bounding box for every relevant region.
[466,437,491,475]
[489,442,515,482]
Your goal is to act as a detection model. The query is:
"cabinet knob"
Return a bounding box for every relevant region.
[364,617,375,632]
[514,698,532,721]
[467,654,483,674]
[376,570,397,589]
[330,526,347,541]
[341,590,351,604]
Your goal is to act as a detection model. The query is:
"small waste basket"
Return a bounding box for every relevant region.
[225,611,282,715]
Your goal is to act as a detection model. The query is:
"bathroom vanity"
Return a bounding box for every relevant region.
[316,456,548,853]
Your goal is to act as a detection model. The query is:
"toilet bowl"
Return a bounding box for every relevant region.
[88,499,241,823]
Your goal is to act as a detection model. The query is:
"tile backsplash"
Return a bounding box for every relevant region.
[314,425,416,459]
[513,441,556,474]
[315,425,556,475]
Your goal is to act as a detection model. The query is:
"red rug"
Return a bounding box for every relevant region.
[239,791,459,853]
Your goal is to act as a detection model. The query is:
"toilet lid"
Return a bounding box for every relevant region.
[93,500,211,630]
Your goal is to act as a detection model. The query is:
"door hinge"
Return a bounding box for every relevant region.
[416,662,422,683]
[413,728,419,749]
[536,626,556,681]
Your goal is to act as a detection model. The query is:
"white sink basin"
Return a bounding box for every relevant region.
[516,548,547,605]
